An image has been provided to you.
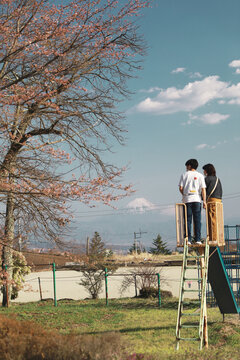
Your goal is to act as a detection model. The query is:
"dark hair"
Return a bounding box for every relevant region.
[185,159,198,170]
[202,163,216,176]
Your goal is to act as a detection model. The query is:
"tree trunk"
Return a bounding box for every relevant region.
[2,191,15,306]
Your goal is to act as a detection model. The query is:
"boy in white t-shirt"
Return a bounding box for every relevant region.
[179,159,206,244]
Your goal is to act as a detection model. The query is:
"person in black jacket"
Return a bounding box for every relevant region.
[202,163,223,242]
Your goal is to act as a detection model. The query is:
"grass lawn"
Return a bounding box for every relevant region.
[0,297,240,359]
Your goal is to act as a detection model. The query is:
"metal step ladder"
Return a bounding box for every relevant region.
[176,240,210,350]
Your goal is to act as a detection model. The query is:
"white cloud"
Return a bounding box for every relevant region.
[181,119,193,126]
[135,75,240,115]
[196,140,227,150]
[171,67,203,78]
[139,86,161,93]
[196,143,208,150]
[201,113,229,124]
[127,197,156,213]
[229,60,240,68]
[222,82,240,98]
[229,60,240,74]
[171,67,186,74]
[196,143,217,150]
[189,72,203,79]
[228,98,240,105]
[136,76,228,115]
[190,112,229,125]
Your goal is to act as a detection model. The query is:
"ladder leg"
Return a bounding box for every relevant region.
[204,246,209,348]
[176,239,188,349]
[199,244,209,350]
[199,249,204,350]
[204,300,208,348]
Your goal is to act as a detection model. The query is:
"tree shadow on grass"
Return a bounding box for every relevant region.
[65,299,159,310]
[88,301,164,311]
[33,298,202,311]
[161,300,201,310]
[53,298,201,312]
[81,299,200,310]
[81,324,175,336]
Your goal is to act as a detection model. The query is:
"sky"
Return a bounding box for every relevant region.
[68,0,240,251]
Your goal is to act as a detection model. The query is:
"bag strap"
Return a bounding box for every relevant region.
[207,177,218,201]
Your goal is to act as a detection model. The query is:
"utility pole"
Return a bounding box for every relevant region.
[133,230,147,254]
[86,236,90,255]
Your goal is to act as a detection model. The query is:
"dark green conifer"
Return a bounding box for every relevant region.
[149,234,171,255]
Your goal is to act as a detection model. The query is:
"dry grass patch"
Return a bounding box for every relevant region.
[0,314,126,360]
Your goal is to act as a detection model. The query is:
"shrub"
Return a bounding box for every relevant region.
[120,265,163,296]
[0,251,31,300]
[139,287,172,299]
[0,314,125,360]
[139,287,158,298]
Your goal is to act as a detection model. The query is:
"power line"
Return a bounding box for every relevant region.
[72,192,240,218]
[75,202,174,214]
[75,205,175,218]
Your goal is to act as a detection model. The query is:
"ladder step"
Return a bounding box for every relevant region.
[184,278,202,281]
[177,337,200,341]
[182,301,200,305]
[176,243,209,348]
[180,324,199,328]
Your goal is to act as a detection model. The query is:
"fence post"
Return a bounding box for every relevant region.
[157,273,161,308]
[105,267,108,306]
[38,277,43,301]
[52,262,57,307]
[134,275,138,297]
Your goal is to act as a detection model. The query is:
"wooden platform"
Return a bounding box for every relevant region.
[177,241,218,248]
[175,203,225,248]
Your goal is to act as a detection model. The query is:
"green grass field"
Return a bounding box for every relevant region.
[0,297,240,359]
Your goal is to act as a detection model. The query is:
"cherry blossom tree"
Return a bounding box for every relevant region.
[0,0,150,305]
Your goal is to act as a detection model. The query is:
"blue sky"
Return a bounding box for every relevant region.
[71,0,240,249]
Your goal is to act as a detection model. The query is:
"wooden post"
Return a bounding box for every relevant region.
[157,273,161,308]
[38,277,43,301]
[134,275,137,297]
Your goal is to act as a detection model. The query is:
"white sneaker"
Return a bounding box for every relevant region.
[196,241,202,245]
[187,241,192,245]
